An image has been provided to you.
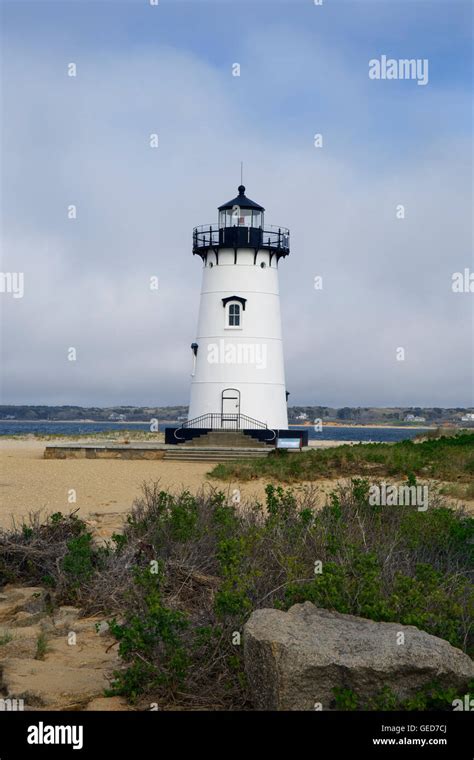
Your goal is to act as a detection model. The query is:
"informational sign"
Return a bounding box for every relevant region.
[276,437,302,449]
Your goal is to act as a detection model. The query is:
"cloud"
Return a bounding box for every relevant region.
[1,9,472,407]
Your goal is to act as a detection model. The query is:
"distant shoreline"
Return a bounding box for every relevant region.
[0,419,181,425]
[0,419,439,431]
[290,423,436,430]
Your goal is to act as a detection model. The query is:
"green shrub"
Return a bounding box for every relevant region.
[208,432,474,484]
[0,630,13,646]
[108,566,189,703]
[35,631,48,660]
[0,511,95,597]
[333,687,359,710]
[62,533,95,586]
[350,682,471,711]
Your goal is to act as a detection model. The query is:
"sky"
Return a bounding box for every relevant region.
[0,0,472,408]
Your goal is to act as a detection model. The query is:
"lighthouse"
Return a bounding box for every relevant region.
[186,184,290,432]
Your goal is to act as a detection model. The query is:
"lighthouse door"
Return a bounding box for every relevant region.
[221,388,240,429]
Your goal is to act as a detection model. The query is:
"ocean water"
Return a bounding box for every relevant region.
[0,420,428,443]
[292,426,426,443]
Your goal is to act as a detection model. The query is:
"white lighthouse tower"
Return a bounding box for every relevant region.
[186,185,290,433]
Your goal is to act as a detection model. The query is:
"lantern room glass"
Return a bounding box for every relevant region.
[219,209,264,228]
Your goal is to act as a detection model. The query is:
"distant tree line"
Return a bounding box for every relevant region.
[0,406,189,421]
[287,407,472,424]
[0,405,472,423]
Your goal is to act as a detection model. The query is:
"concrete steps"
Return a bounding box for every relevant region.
[164,446,271,461]
[164,430,272,460]
[183,431,268,448]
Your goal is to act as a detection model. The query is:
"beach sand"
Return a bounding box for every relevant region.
[0,439,341,536]
[1,438,471,537]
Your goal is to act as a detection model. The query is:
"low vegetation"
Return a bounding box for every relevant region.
[0,630,13,646]
[332,682,471,711]
[209,432,474,484]
[439,482,474,501]
[34,631,48,660]
[0,476,472,710]
[0,510,107,603]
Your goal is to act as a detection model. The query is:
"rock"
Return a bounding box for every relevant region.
[0,586,48,625]
[0,624,43,659]
[0,584,124,712]
[8,610,46,628]
[0,658,112,709]
[0,605,121,710]
[243,603,474,710]
[52,606,82,631]
[44,622,118,670]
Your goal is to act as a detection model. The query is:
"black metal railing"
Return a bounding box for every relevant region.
[172,413,278,443]
[193,224,290,255]
[179,413,268,430]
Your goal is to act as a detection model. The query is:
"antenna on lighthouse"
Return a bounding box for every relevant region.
[240,161,243,186]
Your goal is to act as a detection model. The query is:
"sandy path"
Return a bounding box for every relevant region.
[0,440,334,533]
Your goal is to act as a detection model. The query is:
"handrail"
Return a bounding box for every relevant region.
[178,413,268,431]
[193,223,289,235]
[192,223,290,255]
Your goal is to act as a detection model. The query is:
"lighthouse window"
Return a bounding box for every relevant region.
[228,303,241,327]
[231,208,251,227]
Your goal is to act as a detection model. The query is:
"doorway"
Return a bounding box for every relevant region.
[221,388,240,428]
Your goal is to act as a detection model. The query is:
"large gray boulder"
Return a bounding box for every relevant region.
[244,603,474,710]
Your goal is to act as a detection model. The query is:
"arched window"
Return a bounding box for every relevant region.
[222,295,246,328]
[228,302,241,327]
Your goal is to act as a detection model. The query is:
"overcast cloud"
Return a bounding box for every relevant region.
[0,0,472,407]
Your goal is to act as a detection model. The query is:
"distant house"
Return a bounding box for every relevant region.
[295,413,308,421]
[108,413,126,421]
[405,414,426,422]
[461,413,474,422]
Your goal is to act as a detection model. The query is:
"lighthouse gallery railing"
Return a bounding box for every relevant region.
[193,224,289,254]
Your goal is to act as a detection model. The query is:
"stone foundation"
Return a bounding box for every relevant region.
[44,445,166,460]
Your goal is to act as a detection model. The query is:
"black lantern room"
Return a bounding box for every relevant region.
[193,185,290,262]
[218,185,264,229]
